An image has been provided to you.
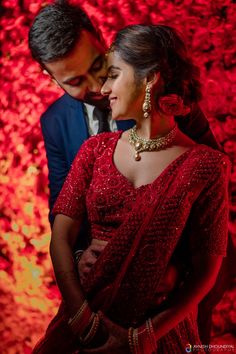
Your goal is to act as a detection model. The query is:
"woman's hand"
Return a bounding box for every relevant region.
[82,312,130,354]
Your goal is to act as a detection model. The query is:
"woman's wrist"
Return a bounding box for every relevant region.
[85,320,109,348]
[68,300,97,345]
[68,300,109,348]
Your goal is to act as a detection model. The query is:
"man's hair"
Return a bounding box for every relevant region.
[110,24,202,105]
[28,0,99,65]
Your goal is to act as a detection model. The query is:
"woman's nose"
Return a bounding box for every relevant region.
[101,81,111,96]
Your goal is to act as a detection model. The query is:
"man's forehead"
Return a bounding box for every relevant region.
[61,31,105,70]
[44,31,105,78]
[77,30,105,54]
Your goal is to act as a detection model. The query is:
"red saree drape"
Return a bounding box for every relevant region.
[35,132,230,353]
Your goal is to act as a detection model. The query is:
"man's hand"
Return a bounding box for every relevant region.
[78,242,107,285]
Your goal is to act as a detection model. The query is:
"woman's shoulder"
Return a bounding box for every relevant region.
[194,143,229,158]
[190,144,231,172]
[79,131,121,155]
[72,131,121,166]
[87,131,121,146]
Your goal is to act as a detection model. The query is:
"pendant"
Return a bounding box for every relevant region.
[135,142,142,149]
[134,152,141,161]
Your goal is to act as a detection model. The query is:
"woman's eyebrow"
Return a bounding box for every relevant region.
[107,65,121,72]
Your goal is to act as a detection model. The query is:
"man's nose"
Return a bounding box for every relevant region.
[87,75,102,93]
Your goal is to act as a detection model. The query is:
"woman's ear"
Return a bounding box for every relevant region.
[146,72,161,87]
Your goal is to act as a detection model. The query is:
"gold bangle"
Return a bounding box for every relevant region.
[80,313,100,345]
[146,318,157,352]
[69,310,94,335]
[128,327,135,353]
[68,300,88,325]
[133,328,140,354]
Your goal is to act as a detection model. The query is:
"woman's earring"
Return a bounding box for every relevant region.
[142,82,152,119]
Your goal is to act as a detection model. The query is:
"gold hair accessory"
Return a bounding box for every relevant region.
[129,124,177,161]
[142,82,152,119]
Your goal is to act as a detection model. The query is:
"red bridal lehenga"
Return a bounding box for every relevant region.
[35,131,230,354]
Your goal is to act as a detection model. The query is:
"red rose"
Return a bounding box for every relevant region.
[158,94,190,116]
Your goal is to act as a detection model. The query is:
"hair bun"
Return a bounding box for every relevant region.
[158,94,190,116]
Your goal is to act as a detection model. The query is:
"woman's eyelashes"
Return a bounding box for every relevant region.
[108,74,118,80]
[106,72,119,80]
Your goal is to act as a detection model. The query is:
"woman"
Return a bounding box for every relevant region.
[34,25,230,354]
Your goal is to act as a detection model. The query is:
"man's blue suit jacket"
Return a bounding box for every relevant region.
[40,93,134,228]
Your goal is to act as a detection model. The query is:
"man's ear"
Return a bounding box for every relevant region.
[42,69,50,76]
[42,69,60,87]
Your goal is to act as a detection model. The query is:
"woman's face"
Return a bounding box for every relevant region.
[101,51,145,120]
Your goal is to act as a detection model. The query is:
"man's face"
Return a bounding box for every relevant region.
[44,31,108,108]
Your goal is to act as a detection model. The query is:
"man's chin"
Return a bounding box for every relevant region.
[84,96,110,110]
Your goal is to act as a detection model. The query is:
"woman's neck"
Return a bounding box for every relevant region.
[135,111,176,140]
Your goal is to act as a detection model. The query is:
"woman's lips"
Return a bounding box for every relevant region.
[109,97,117,106]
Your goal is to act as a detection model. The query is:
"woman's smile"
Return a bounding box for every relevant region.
[109,96,117,106]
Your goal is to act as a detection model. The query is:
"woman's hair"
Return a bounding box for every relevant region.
[110,24,202,105]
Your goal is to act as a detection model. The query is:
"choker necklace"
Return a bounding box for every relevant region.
[129,124,178,161]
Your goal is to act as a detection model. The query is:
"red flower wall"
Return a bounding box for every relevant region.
[0,0,236,352]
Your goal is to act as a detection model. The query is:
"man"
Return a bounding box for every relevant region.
[29,1,225,351]
[29,1,134,269]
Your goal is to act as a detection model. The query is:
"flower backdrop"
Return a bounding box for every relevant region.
[0,0,236,352]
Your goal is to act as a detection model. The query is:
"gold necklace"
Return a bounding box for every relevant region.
[129,124,178,161]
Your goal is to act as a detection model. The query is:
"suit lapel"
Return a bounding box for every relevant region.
[65,97,90,164]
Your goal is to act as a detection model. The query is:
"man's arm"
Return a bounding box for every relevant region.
[40,113,69,227]
[41,116,106,277]
[41,113,91,252]
[176,103,222,150]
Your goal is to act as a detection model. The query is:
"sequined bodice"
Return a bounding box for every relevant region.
[53,131,229,255]
[86,132,150,240]
[53,131,194,241]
